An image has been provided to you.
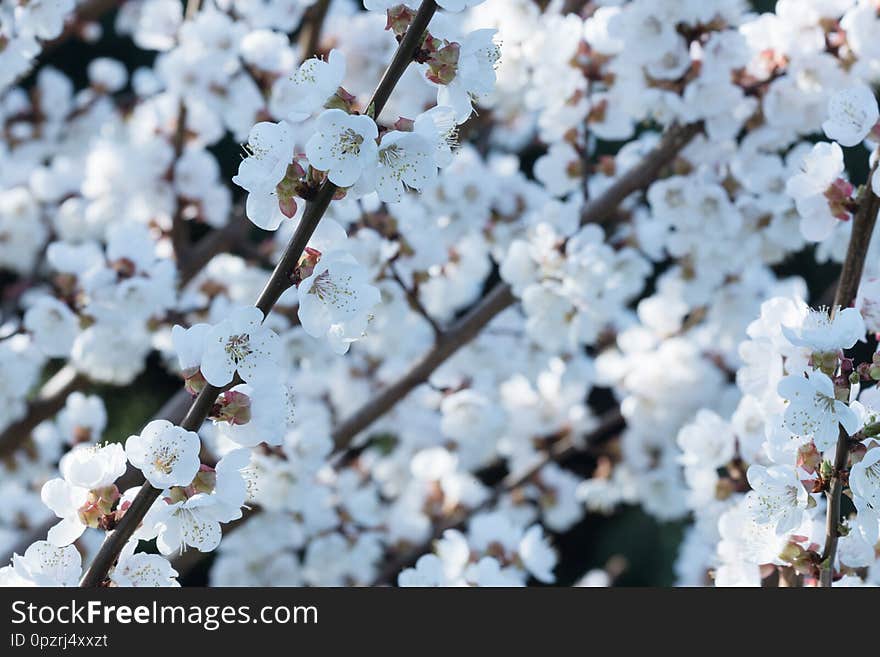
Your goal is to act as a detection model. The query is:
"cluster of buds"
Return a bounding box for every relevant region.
[386,4,415,37]
[384,5,461,85]
[166,464,217,503]
[292,246,322,287]
[211,390,252,426]
[78,485,120,530]
[422,36,460,85]
[182,365,207,396]
[275,160,307,219]
[779,539,823,580]
[856,351,880,382]
[797,443,838,495]
[823,178,857,222]
[811,349,842,377]
[324,86,357,114]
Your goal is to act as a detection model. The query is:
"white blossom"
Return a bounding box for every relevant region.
[823,84,879,147]
[125,420,201,489]
[305,109,379,188]
[778,370,861,451]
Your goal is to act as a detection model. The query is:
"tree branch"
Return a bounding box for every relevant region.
[169,100,191,266]
[79,0,439,588]
[298,0,331,61]
[169,0,204,266]
[0,366,88,461]
[332,122,702,449]
[388,261,442,340]
[331,282,516,450]
[580,122,701,227]
[165,117,699,582]
[94,66,701,586]
[819,162,880,587]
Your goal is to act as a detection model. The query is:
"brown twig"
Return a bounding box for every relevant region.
[169,100,191,266]
[0,367,88,461]
[388,261,442,340]
[331,122,702,449]
[167,118,699,583]
[819,163,880,587]
[580,122,702,228]
[168,0,204,267]
[331,282,516,450]
[298,0,331,61]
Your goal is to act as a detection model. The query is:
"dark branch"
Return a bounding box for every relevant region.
[79,0,439,587]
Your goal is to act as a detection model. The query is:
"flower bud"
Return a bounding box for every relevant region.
[187,464,217,496]
[812,350,839,375]
[183,367,207,396]
[165,486,188,504]
[386,4,415,37]
[425,42,460,85]
[324,87,357,113]
[779,541,818,576]
[823,178,855,221]
[77,485,119,528]
[278,194,298,219]
[797,442,822,474]
[394,116,415,132]
[293,247,322,286]
[213,390,252,426]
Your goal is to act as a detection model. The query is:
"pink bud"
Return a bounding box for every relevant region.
[213,390,252,426]
[183,368,207,396]
[797,442,822,474]
[385,4,415,36]
[824,177,855,221]
[278,195,297,219]
[394,117,415,132]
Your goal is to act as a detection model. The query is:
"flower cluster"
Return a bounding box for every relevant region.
[6,0,880,591]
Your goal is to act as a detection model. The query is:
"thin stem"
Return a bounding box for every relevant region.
[833,168,880,310]
[254,184,337,314]
[819,162,880,587]
[168,119,699,581]
[169,0,203,266]
[778,566,798,588]
[79,0,439,587]
[298,0,331,61]
[388,262,442,340]
[0,367,87,460]
[331,283,516,450]
[366,1,437,120]
[184,0,201,20]
[580,122,702,227]
[169,100,190,265]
